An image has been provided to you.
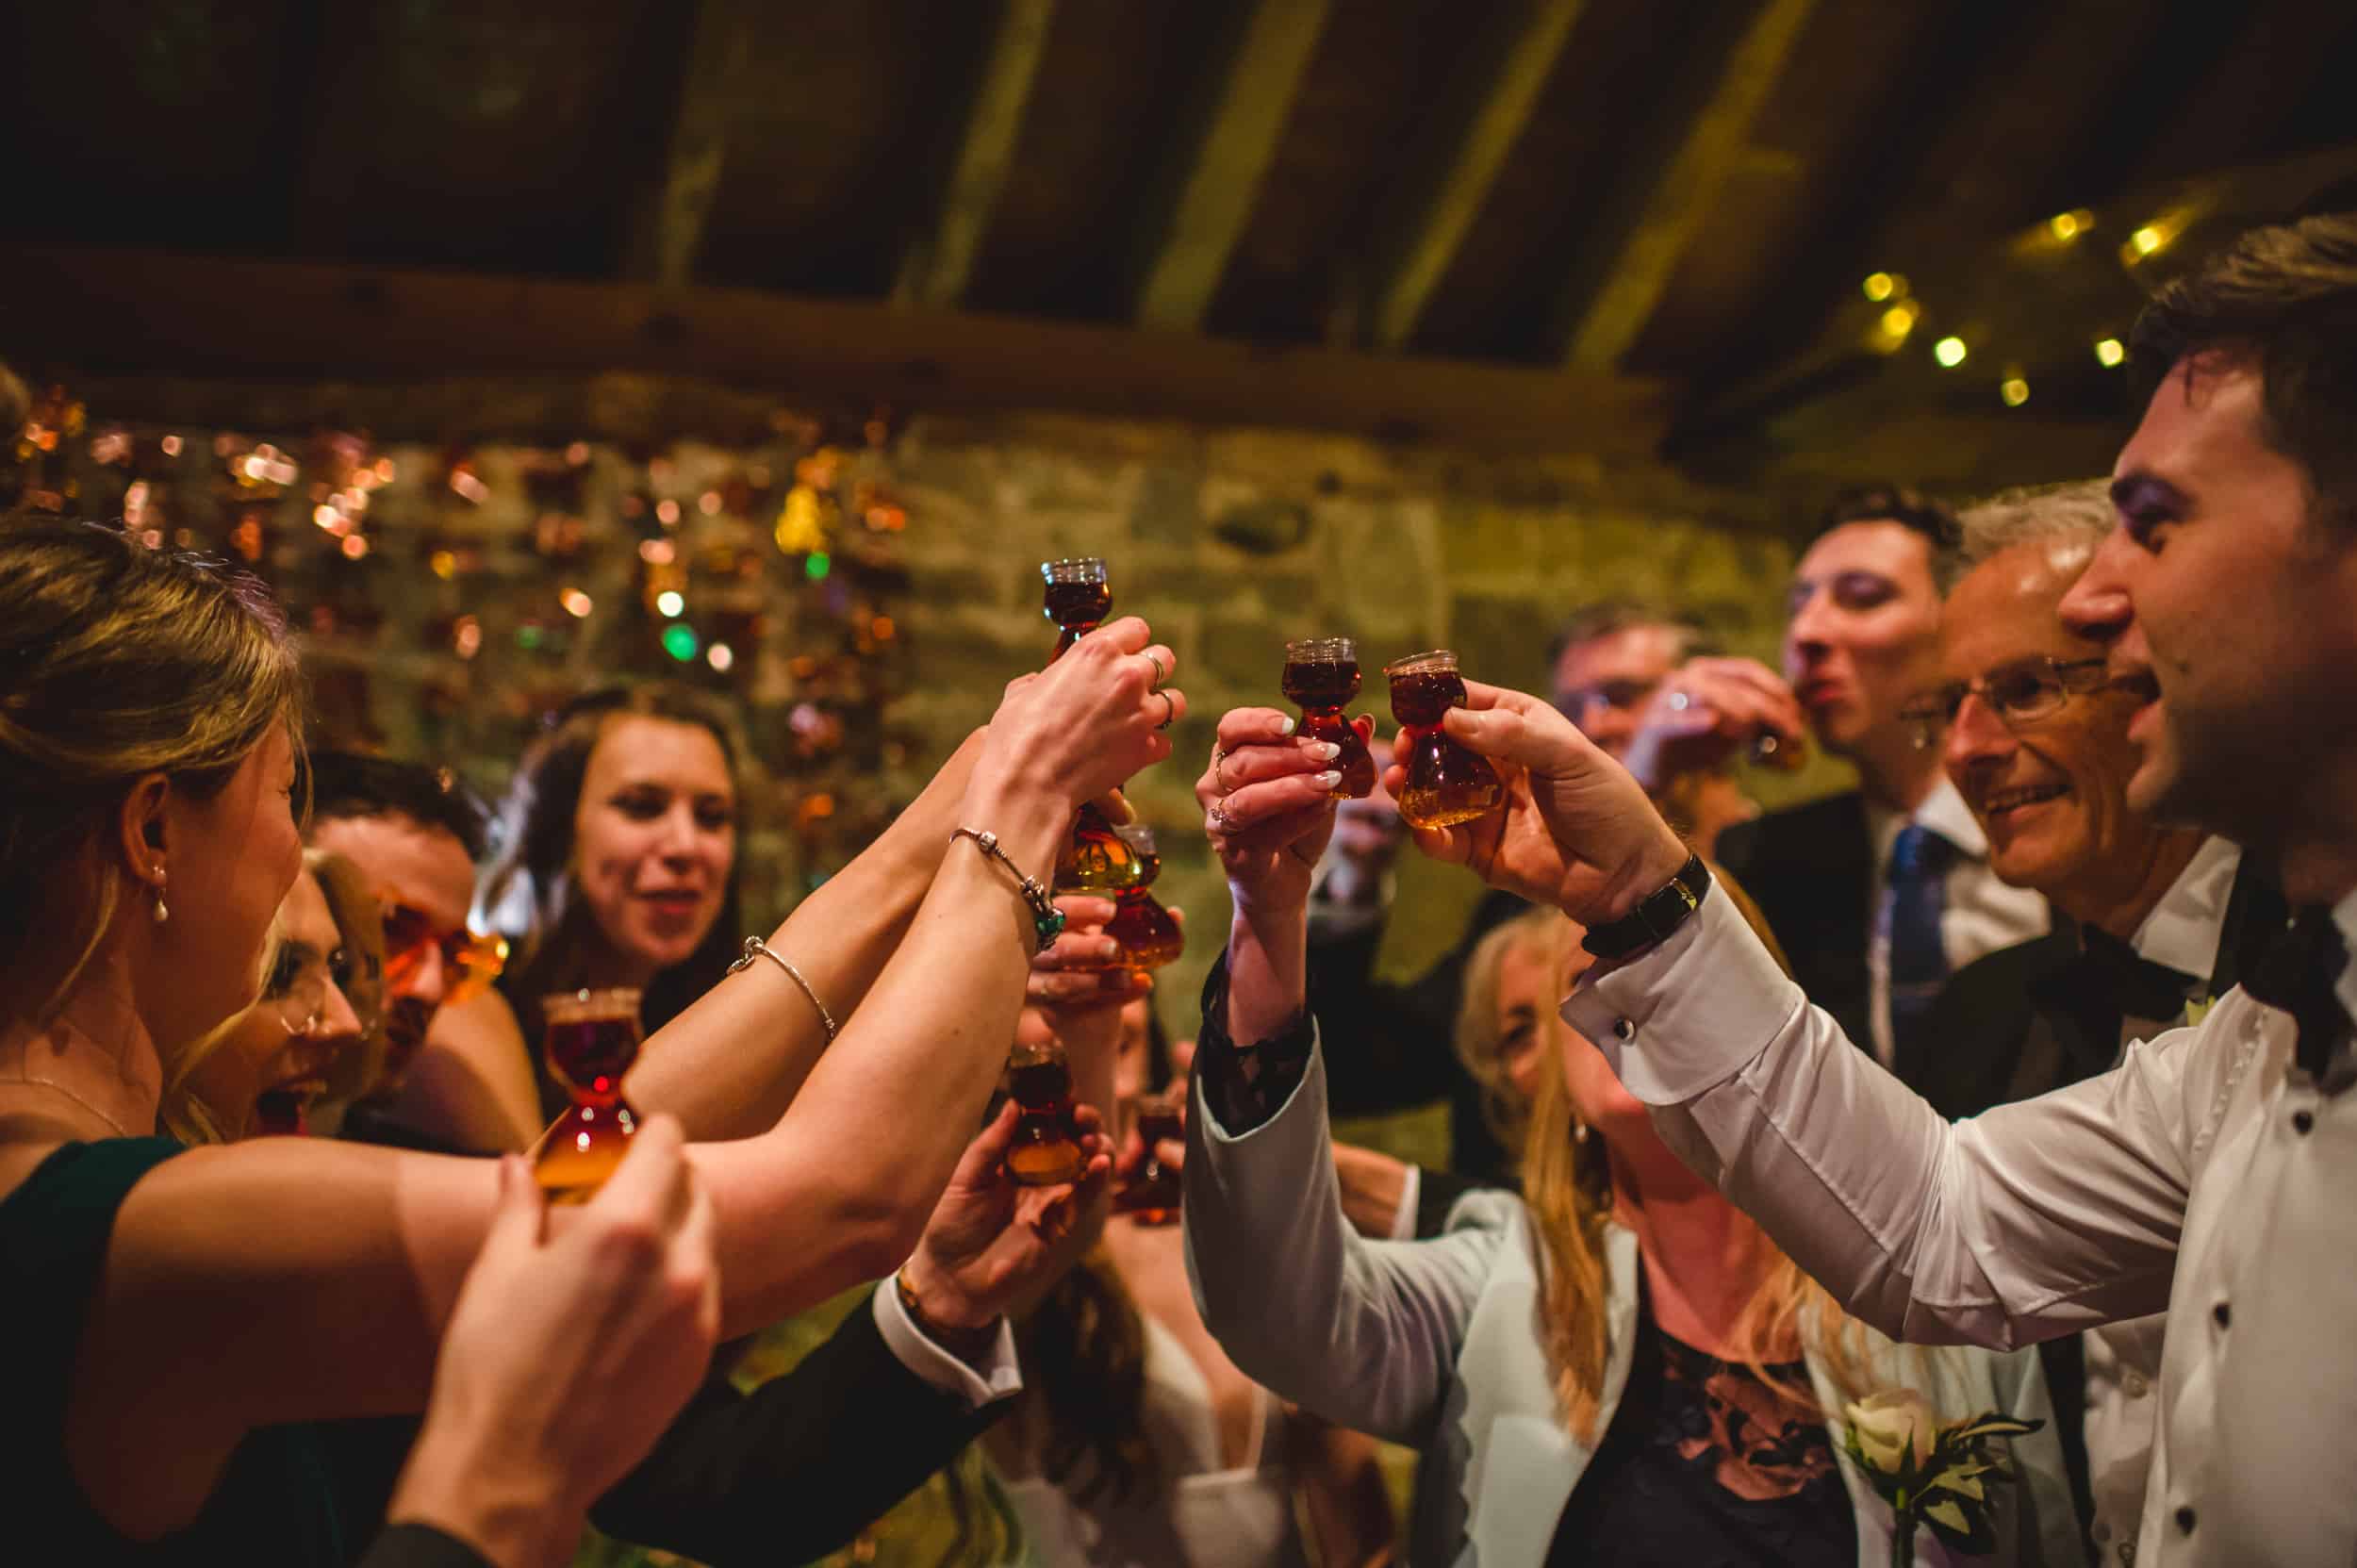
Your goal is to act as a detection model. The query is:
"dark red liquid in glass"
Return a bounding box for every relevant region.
[1115,1104,1184,1225]
[1388,668,1465,727]
[546,1016,638,1098]
[1045,581,1112,654]
[1006,1051,1082,1186]
[1281,658,1376,800]
[536,1004,644,1205]
[1388,664,1503,828]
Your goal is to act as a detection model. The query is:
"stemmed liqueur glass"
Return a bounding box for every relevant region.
[1280,637,1376,800]
[532,988,644,1204]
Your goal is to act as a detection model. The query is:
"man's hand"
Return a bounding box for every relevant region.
[1382,681,1689,926]
[901,1099,1113,1330]
[1620,656,1806,794]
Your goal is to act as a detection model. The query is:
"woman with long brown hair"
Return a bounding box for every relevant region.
[0,520,1179,1562]
[1179,706,2082,1568]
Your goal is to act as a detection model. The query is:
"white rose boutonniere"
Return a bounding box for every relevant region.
[1840,1391,2044,1566]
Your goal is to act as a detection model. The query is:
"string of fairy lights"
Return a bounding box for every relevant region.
[1854,202,2196,408]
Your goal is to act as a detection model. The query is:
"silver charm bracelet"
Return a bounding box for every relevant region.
[950,827,1066,951]
[728,935,839,1043]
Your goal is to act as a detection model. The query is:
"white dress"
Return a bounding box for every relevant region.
[1000,1315,1310,1568]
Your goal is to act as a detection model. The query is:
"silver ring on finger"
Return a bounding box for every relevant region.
[1209,799,1236,834]
[1146,652,1168,689]
[1668,690,1690,711]
[1157,691,1177,730]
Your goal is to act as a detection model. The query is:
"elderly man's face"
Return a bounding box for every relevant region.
[1941,539,2155,910]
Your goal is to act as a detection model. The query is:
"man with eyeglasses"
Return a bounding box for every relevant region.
[1678,488,2051,1077]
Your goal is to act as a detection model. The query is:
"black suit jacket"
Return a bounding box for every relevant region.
[1714,792,1879,1048]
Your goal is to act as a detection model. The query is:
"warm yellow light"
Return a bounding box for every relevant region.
[706,642,735,672]
[2130,225,2164,256]
[1933,336,1968,368]
[1879,304,1918,339]
[561,588,594,619]
[2001,377,2030,407]
[2094,337,2126,368]
[655,589,685,618]
[429,550,457,579]
[2050,213,2082,241]
[1862,272,1896,302]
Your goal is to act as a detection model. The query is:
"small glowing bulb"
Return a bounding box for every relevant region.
[561,588,594,618]
[430,550,457,579]
[1862,272,1896,302]
[341,534,370,558]
[2130,225,2164,256]
[1879,304,1918,339]
[2048,211,2082,241]
[2001,376,2030,407]
[706,642,735,672]
[2094,337,2126,368]
[655,589,684,618]
[1933,336,1968,369]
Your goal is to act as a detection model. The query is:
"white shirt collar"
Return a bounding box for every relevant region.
[2333,885,2357,1026]
[1867,775,1988,882]
[2130,836,2243,981]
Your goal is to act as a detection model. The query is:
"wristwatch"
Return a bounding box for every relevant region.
[1580,852,1712,960]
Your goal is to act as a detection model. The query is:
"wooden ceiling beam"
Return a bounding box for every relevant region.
[1356,0,1588,353]
[1555,0,1819,372]
[0,245,1671,456]
[1129,0,1332,332]
[891,0,1060,309]
[621,0,755,288]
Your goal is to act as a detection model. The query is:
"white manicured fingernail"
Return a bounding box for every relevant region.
[1279,717,1298,735]
[1311,741,1341,761]
[1313,769,1343,788]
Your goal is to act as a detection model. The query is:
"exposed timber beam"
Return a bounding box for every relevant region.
[0,245,1672,457]
[1557,0,1819,371]
[622,0,754,287]
[892,0,1060,308]
[1130,0,1332,332]
[1359,0,1587,352]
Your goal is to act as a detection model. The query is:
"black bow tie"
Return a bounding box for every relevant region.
[2244,908,2353,1079]
[2077,929,2200,1026]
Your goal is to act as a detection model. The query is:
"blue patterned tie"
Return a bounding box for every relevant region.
[1885,823,1959,1061]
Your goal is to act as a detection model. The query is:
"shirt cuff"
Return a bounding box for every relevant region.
[870,1279,1023,1410]
[1560,888,1806,1104]
[1388,1162,1422,1242]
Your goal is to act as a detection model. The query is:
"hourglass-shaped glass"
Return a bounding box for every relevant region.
[1280,637,1376,800]
[1384,651,1504,829]
[1005,1038,1084,1186]
[532,988,644,1204]
[1043,558,1150,894]
[1083,826,1184,972]
[1113,1081,1186,1225]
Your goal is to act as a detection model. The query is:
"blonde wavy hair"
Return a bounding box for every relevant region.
[1509,879,1864,1442]
[0,520,305,1024]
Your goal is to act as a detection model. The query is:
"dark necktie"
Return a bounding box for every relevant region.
[1885,824,1959,1060]
[2244,908,2354,1080]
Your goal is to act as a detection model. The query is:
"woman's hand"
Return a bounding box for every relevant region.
[978,617,1183,809]
[1025,896,1156,1010]
[1383,681,1689,925]
[1197,707,1363,918]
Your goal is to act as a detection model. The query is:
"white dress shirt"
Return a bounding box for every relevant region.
[1866,777,2052,1067]
[1567,881,2357,1568]
[2081,835,2242,1565]
[871,1275,1023,1408]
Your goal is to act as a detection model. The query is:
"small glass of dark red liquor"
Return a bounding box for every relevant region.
[1042,556,1112,658]
[1004,1038,1085,1186]
[532,988,644,1204]
[1279,637,1376,799]
[1383,650,1504,829]
[1113,1081,1185,1225]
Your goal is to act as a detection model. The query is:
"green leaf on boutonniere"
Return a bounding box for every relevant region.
[2184,994,2217,1029]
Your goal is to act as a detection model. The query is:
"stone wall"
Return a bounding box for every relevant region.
[38,385,1852,1039]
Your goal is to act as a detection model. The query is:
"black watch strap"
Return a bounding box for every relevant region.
[1581,852,1712,960]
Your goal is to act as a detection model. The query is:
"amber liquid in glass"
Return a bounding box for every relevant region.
[1388,664,1504,829]
[1071,830,1183,971]
[534,999,644,1205]
[1006,1048,1083,1186]
[1279,655,1376,800]
[1044,563,1149,893]
[1114,1099,1184,1225]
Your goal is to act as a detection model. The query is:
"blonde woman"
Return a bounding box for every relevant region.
[0,520,1176,1562]
[1182,707,2083,1567]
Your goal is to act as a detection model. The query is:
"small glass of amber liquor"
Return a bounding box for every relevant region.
[1004,1038,1085,1186]
[1113,1082,1186,1225]
[1090,827,1184,972]
[532,988,644,1205]
[1384,650,1505,829]
[1280,637,1376,800]
[1042,557,1112,658]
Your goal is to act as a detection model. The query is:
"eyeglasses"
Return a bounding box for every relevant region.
[265,945,343,1038]
[1556,678,1661,722]
[381,903,509,1004]
[1901,657,2118,751]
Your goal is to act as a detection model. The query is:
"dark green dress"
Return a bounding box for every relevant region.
[4,1137,350,1564]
